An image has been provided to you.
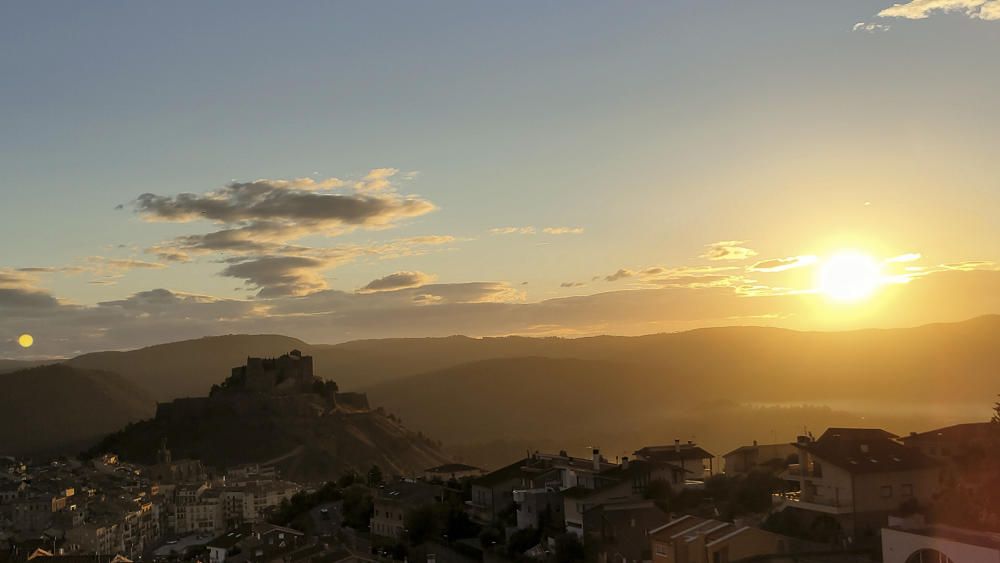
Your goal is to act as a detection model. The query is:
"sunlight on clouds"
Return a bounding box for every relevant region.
[701,241,757,261]
[878,0,1000,20]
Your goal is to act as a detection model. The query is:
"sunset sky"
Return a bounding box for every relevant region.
[3,1,999,357]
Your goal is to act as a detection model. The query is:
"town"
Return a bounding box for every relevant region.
[2,355,998,563]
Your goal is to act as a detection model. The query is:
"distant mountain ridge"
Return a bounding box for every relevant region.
[58,315,1000,405]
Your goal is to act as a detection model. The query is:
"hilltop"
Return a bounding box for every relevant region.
[88,350,450,481]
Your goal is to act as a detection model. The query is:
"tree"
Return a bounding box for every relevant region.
[337,470,358,489]
[405,505,439,545]
[992,394,1000,424]
[367,464,384,487]
[553,533,584,563]
[506,527,541,557]
[342,485,374,530]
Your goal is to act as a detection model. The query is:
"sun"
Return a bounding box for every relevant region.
[17,334,34,349]
[817,251,883,303]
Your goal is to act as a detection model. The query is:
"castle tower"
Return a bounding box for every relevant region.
[157,438,172,465]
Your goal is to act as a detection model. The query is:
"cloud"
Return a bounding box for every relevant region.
[132,179,433,227]
[701,241,758,261]
[605,269,635,282]
[885,253,922,263]
[543,227,584,235]
[490,227,536,235]
[126,170,444,295]
[354,168,399,192]
[3,265,1000,358]
[360,271,435,293]
[220,256,332,298]
[204,236,456,297]
[560,282,586,288]
[0,269,60,310]
[853,21,892,32]
[878,0,1000,20]
[749,255,819,273]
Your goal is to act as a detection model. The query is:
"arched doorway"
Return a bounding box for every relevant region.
[905,549,956,563]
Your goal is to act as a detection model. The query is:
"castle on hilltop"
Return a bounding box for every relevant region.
[231,349,316,393]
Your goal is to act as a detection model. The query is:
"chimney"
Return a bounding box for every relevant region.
[621,456,629,470]
[592,448,601,471]
[753,440,758,447]
[674,439,681,453]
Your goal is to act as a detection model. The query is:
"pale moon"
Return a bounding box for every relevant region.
[17,334,34,348]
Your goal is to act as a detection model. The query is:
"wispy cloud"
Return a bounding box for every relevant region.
[490,226,536,235]
[701,241,758,261]
[490,226,584,236]
[853,21,892,32]
[877,0,1000,20]
[359,271,436,293]
[542,227,584,235]
[604,269,635,282]
[749,255,819,273]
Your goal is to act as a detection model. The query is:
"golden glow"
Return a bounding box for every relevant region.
[817,251,882,303]
[17,334,34,348]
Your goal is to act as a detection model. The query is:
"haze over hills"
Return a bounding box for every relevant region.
[14,316,998,467]
[0,365,155,456]
[58,315,1000,404]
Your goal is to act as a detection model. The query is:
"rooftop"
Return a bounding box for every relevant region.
[634,444,715,462]
[888,524,1000,552]
[797,428,939,475]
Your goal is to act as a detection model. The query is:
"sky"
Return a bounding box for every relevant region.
[2,0,1000,358]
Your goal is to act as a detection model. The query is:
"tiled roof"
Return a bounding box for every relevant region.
[901,422,996,443]
[424,463,481,473]
[472,459,527,487]
[798,428,939,475]
[634,445,715,462]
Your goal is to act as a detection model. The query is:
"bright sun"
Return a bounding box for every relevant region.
[17,334,34,348]
[817,251,883,303]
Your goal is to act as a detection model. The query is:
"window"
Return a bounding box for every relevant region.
[902,484,913,497]
[881,485,893,498]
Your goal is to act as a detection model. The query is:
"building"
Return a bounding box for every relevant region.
[882,523,1000,563]
[776,428,943,542]
[723,440,797,475]
[370,481,442,540]
[649,515,801,563]
[900,423,996,461]
[206,522,305,563]
[147,441,206,485]
[230,351,315,394]
[468,449,617,526]
[562,458,686,537]
[633,441,717,481]
[467,460,524,525]
[171,481,300,535]
[582,500,670,563]
[422,464,484,482]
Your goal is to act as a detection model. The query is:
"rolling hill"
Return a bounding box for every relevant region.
[0,365,156,456]
[39,316,1000,468]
